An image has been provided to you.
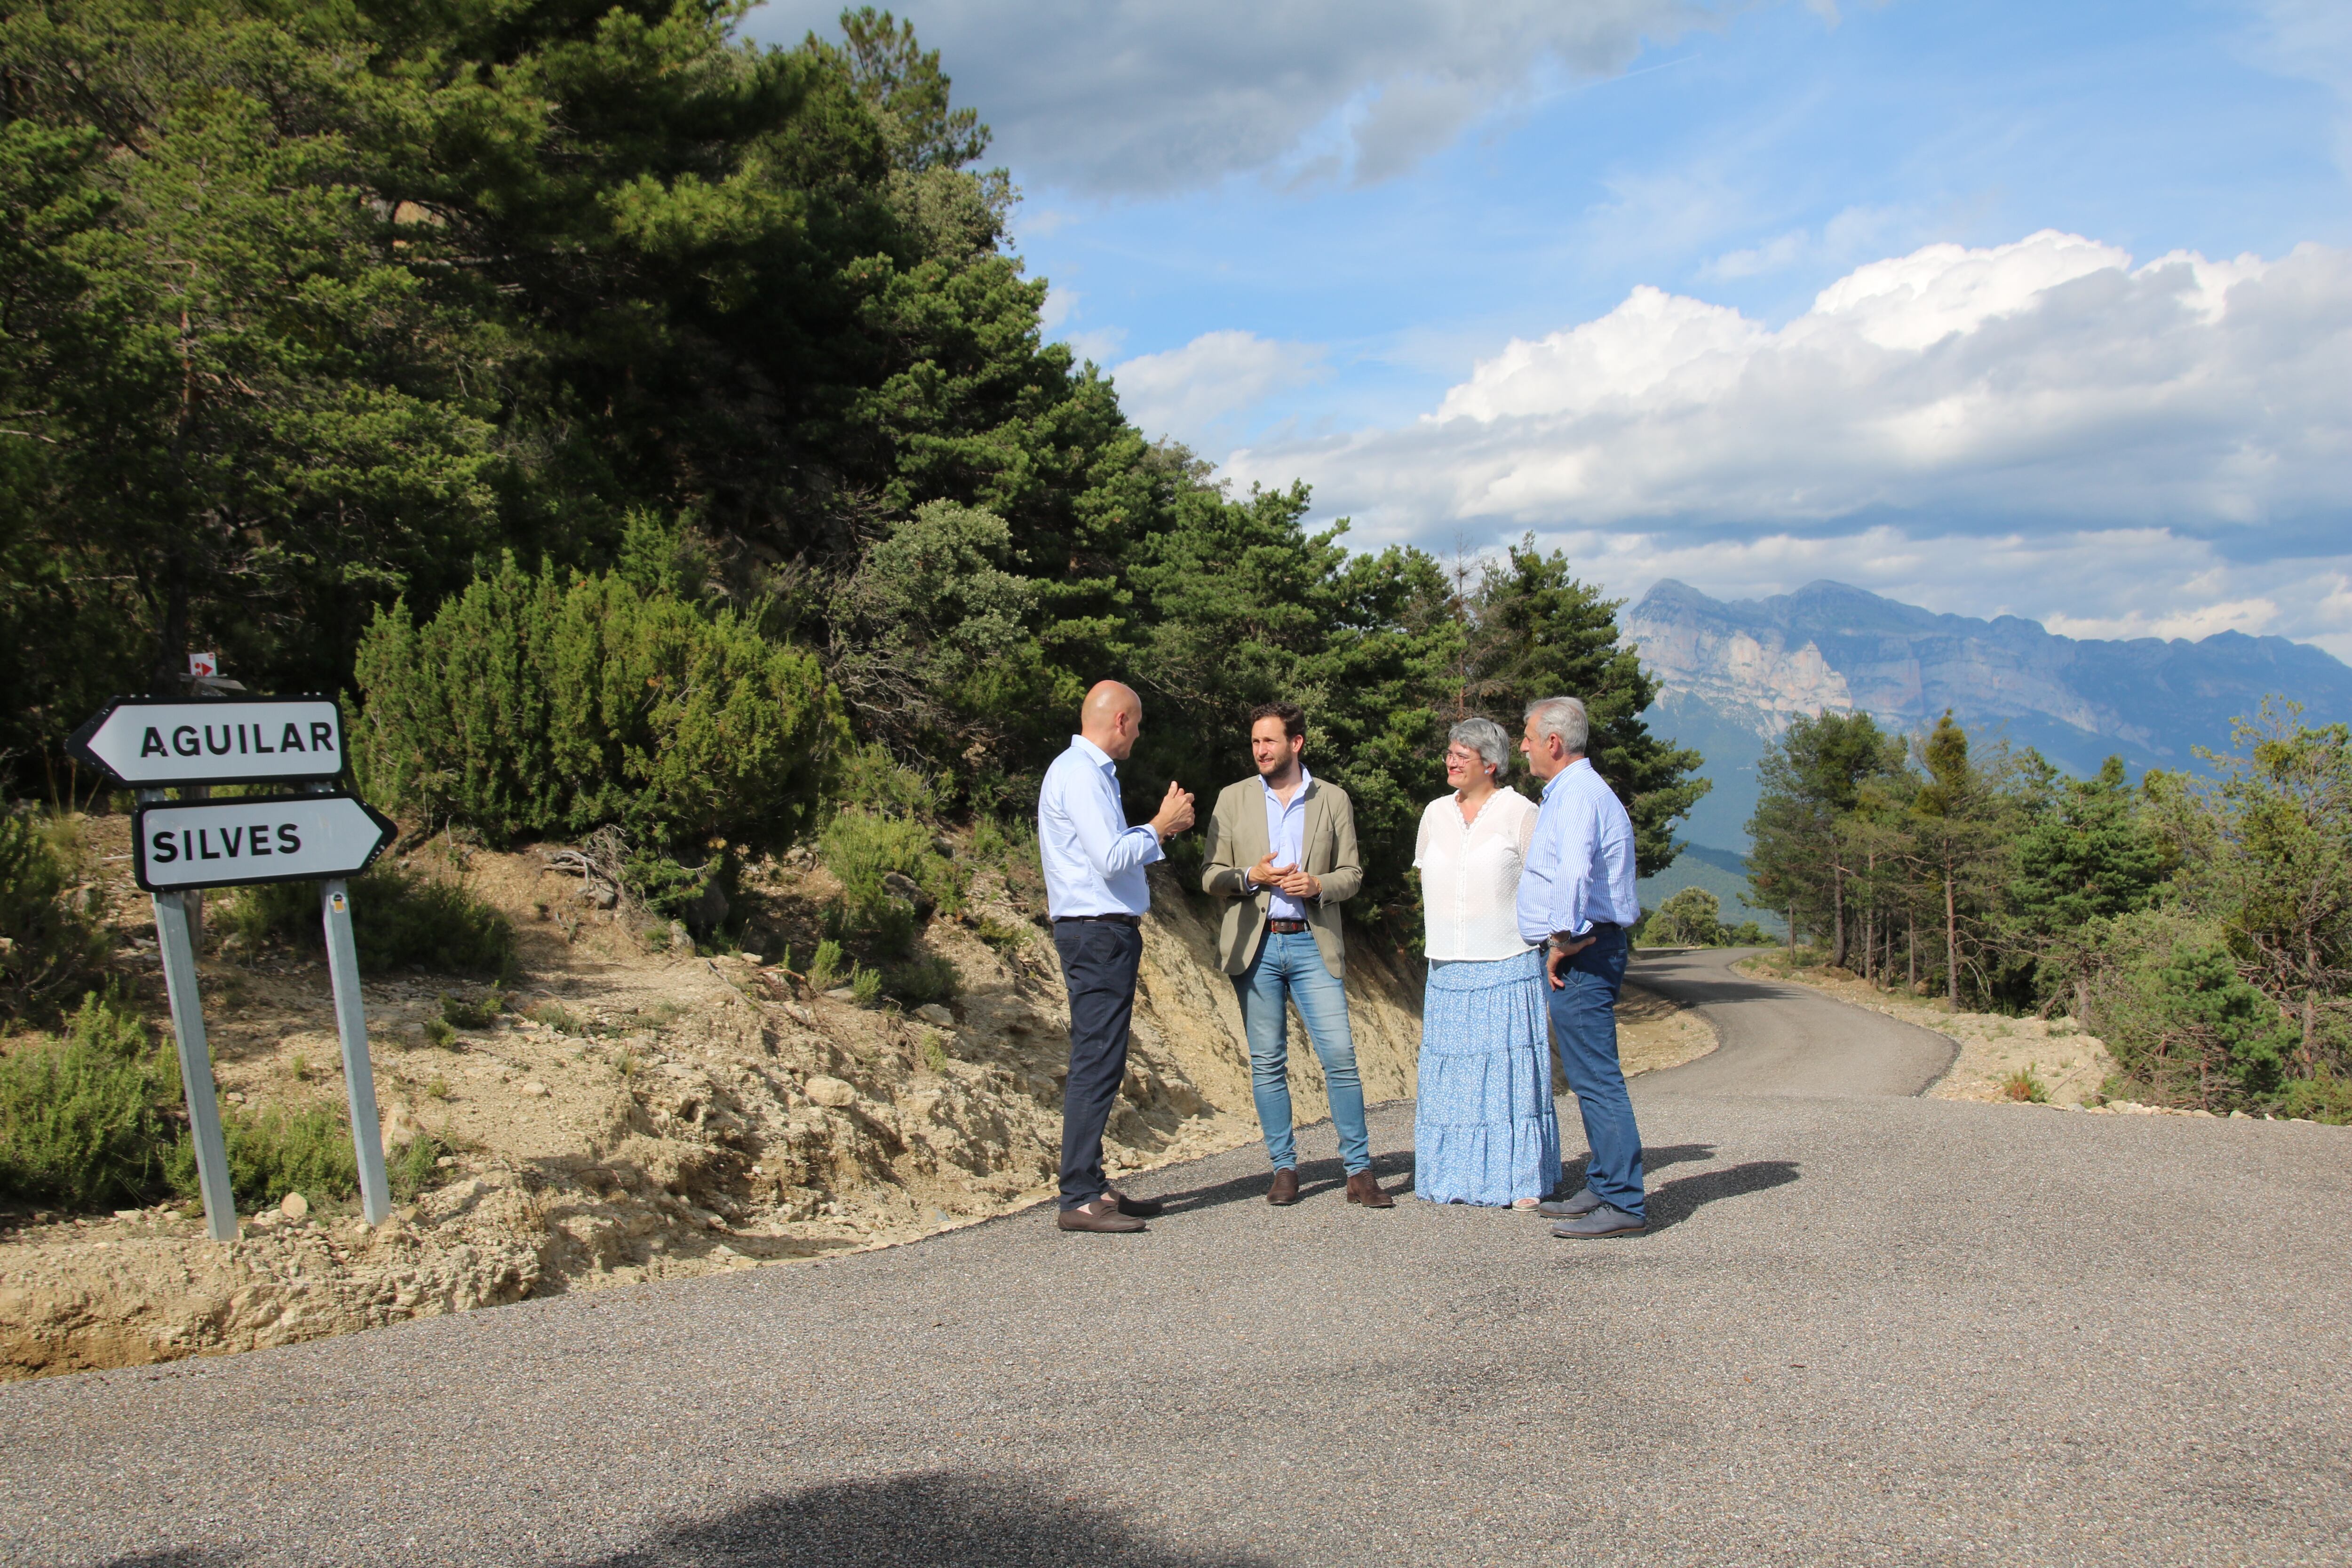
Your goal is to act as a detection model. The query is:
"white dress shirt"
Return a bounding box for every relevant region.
[1261,766,1311,921]
[1037,735,1162,917]
[1516,758,1642,945]
[1415,788,1542,961]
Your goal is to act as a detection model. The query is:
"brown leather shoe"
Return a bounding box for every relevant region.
[1266,1167,1300,1205]
[1057,1196,1144,1233]
[1346,1171,1395,1208]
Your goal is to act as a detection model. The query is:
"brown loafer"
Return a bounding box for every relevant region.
[1057,1196,1144,1233]
[1346,1171,1395,1209]
[1266,1167,1300,1206]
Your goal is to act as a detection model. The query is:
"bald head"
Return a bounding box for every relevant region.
[1080,680,1143,760]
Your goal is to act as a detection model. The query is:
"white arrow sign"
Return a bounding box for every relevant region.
[70,696,344,788]
[133,793,396,892]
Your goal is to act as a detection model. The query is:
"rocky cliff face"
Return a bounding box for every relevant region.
[1624,578,2352,853]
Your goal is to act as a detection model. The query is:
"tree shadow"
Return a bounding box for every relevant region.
[566,1470,1273,1568]
[1644,1159,1802,1230]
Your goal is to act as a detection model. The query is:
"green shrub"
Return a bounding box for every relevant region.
[2082,908,2301,1110]
[440,992,503,1029]
[354,555,846,854]
[527,1000,588,1035]
[170,1102,358,1211]
[221,864,515,977]
[2276,1074,2352,1124]
[851,964,882,1007]
[885,954,960,1006]
[1645,887,1727,947]
[0,814,109,1022]
[0,990,174,1210]
[389,1129,453,1199]
[834,741,948,820]
[973,916,1028,958]
[807,938,847,991]
[818,808,960,955]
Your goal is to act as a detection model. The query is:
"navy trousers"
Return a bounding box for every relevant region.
[1051,919,1144,1210]
[1544,926,1646,1219]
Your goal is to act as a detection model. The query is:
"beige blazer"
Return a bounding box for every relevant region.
[1200,775,1363,977]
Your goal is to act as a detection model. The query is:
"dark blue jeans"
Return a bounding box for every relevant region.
[1051,919,1144,1210]
[1545,927,1645,1219]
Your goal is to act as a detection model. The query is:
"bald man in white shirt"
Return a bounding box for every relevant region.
[1036,680,1194,1232]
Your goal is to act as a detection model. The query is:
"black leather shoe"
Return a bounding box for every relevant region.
[1109,1188,1163,1218]
[1266,1167,1300,1205]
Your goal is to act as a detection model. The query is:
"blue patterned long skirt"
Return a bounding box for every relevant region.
[1413,948,1561,1206]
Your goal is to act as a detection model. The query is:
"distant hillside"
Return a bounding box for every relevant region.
[1636,842,1786,938]
[1627,579,2352,854]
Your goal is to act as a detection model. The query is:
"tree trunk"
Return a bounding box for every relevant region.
[1943,862,1959,1007]
[1907,908,1917,989]
[2304,936,2320,1077]
[1830,864,1847,970]
[1787,901,1795,957]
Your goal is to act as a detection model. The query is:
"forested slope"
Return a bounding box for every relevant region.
[1,1,1702,918]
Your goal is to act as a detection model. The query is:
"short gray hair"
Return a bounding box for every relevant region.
[1524,695,1589,756]
[1447,717,1512,780]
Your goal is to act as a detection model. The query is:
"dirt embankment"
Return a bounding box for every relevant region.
[2,820,1704,1381]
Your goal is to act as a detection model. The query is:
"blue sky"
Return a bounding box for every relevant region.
[745,1,2352,654]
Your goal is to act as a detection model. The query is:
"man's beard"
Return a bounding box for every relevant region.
[1257,755,1297,781]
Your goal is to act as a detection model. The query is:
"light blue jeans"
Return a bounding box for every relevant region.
[1233,930,1372,1174]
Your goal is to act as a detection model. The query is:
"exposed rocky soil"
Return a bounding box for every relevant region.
[3,817,1705,1380]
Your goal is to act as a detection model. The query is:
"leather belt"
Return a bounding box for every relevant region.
[1265,918,1311,934]
[1053,913,1141,927]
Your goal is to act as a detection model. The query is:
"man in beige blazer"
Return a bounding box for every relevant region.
[1201,701,1391,1208]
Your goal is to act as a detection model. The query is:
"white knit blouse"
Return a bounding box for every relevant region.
[1414,788,1542,962]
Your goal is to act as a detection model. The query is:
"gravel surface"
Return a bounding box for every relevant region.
[4,950,2346,1567]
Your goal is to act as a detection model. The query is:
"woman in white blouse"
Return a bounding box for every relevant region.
[1410,717,1561,1207]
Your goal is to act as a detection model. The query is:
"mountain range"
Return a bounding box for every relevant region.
[1624,580,2352,912]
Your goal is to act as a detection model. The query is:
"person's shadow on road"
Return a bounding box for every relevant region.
[557,1470,1274,1567]
[1645,1158,1801,1229]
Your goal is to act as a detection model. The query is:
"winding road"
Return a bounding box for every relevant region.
[5,950,2348,1566]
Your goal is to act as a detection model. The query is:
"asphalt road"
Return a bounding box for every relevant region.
[5,950,2348,1567]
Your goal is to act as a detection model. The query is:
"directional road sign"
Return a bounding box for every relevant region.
[132,792,395,892]
[69,696,344,788]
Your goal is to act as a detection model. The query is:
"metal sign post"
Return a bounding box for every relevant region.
[76,694,401,1239]
[140,791,239,1241]
[318,881,392,1222]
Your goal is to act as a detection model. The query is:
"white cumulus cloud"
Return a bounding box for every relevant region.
[1230,230,2352,534]
[1111,330,1330,450]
